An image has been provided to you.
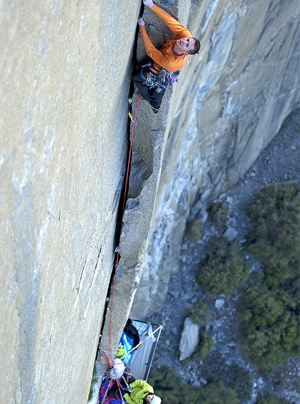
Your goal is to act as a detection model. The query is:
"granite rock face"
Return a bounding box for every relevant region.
[131,0,300,318]
[0,1,139,403]
[1,0,300,402]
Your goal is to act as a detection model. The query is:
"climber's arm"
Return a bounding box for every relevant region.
[144,1,191,38]
[138,18,177,71]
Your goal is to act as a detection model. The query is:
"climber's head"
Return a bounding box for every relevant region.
[174,37,201,55]
[189,37,201,55]
[145,394,162,404]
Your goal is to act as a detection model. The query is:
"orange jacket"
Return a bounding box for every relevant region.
[139,5,192,73]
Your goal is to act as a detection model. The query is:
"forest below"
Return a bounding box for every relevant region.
[149,109,300,404]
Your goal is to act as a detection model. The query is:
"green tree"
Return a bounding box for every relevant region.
[197,236,250,295]
[238,184,300,371]
[148,366,201,403]
[238,284,300,371]
[149,367,239,404]
[207,201,229,232]
[198,382,240,404]
[255,394,293,404]
[204,357,252,402]
[184,219,201,241]
[192,329,213,360]
[189,300,210,326]
[245,184,300,291]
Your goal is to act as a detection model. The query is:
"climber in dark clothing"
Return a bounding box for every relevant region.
[133,0,200,113]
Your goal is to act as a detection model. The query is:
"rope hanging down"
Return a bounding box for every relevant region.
[101,93,141,365]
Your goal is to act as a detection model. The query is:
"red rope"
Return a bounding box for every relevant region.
[100,348,113,373]
[105,93,141,361]
[122,93,141,216]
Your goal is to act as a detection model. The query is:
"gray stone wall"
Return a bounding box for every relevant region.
[0,1,139,403]
[1,0,300,402]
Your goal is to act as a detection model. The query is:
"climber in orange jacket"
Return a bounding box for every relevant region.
[132,0,201,113]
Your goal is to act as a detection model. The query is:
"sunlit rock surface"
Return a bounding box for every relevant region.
[131,0,300,318]
[0,1,138,403]
[1,0,299,402]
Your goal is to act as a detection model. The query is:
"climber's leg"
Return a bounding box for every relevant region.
[132,68,152,102]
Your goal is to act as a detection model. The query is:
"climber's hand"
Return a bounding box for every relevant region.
[138,18,145,26]
[143,0,154,8]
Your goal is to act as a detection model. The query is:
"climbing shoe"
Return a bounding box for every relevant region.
[151,106,159,114]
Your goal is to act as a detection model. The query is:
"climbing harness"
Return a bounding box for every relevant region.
[98,362,133,404]
[140,62,180,93]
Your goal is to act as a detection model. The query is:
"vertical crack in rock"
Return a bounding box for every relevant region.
[98,0,180,377]
[77,260,87,294]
